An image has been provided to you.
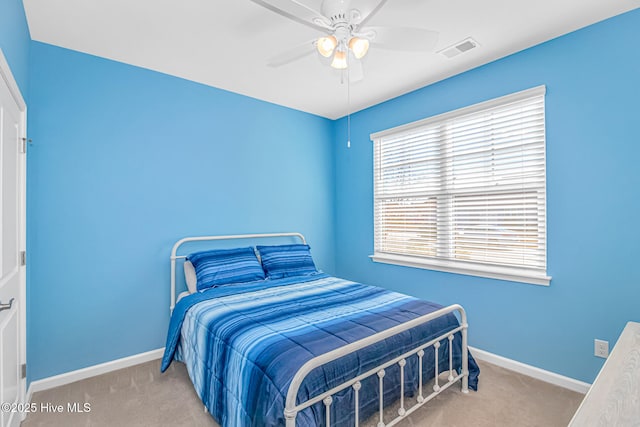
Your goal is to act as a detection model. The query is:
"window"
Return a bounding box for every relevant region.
[371,86,550,285]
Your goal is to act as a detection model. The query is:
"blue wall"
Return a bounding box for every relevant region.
[334,9,640,383]
[21,5,640,385]
[27,42,335,381]
[0,0,30,96]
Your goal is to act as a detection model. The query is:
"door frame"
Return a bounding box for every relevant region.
[0,48,27,417]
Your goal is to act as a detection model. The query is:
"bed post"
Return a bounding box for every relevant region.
[460,307,469,394]
[170,257,176,313]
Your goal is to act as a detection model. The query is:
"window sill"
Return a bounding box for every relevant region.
[370,253,551,286]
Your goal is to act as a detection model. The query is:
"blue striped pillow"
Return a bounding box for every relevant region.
[187,247,265,291]
[256,244,318,279]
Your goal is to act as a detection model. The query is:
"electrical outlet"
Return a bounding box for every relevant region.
[594,339,609,358]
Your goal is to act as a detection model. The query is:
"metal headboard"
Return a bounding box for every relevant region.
[170,232,306,312]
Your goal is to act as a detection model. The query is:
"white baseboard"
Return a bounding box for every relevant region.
[469,346,591,394]
[26,348,165,403]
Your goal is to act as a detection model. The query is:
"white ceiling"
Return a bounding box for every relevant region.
[23,0,639,119]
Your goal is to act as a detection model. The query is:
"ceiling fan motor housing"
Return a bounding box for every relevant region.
[321,0,350,21]
[319,0,365,48]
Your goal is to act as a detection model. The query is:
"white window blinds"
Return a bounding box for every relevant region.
[371,86,549,285]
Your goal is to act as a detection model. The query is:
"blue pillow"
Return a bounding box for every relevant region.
[256,244,318,279]
[187,247,265,291]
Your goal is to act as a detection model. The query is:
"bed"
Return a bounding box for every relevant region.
[161,233,479,427]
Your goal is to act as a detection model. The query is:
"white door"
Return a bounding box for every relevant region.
[0,51,26,427]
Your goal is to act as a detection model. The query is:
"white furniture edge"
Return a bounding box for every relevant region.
[469,346,591,394]
[25,348,165,404]
[568,321,640,426]
[170,232,306,312]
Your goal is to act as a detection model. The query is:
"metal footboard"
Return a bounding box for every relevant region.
[284,304,469,427]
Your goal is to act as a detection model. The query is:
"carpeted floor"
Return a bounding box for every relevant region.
[21,358,584,427]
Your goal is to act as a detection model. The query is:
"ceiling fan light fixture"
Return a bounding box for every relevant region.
[317,35,338,58]
[348,37,370,59]
[330,50,348,69]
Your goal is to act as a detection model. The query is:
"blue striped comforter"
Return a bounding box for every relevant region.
[161,273,479,426]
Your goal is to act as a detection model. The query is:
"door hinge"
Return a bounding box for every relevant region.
[20,138,31,153]
[21,363,26,379]
[20,251,26,266]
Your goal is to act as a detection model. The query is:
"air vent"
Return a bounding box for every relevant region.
[439,37,479,59]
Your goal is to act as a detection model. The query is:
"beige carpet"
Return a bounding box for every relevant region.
[22,358,583,427]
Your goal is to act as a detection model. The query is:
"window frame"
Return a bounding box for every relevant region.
[370,86,551,286]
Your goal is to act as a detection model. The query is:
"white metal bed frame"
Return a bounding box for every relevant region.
[170,232,470,427]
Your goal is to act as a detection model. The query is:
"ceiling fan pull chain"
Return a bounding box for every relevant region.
[347,53,351,149]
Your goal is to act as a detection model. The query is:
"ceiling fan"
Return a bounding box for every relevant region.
[250,0,438,80]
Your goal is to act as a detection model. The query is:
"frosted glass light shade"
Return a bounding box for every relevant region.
[349,37,370,59]
[317,36,338,57]
[331,50,348,69]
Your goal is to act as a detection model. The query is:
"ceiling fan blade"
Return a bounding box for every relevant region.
[267,40,316,67]
[352,0,389,28]
[250,0,332,32]
[368,26,438,51]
